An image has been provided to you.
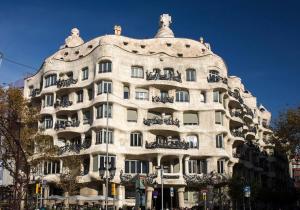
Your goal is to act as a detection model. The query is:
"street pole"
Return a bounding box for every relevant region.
[161,166,164,210]
[105,91,109,210]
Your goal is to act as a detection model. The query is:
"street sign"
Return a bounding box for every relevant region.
[244,186,251,197]
[153,190,158,199]
[170,187,174,197]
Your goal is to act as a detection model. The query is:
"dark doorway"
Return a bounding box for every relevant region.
[153,187,177,210]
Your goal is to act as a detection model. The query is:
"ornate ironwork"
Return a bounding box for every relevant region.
[248,126,257,134]
[146,69,182,82]
[243,105,254,118]
[56,77,78,88]
[207,75,228,84]
[58,139,91,155]
[230,110,243,118]
[30,88,40,97]
[145,135,189,150]
[119,170,157,185]
[143,117,180,127]
[54,120,80,130]
[231,128,244,138]
[54,100,73,108]
[152,96,174,103]
[145,172,158,185]
[228,90,243,104]
[184,171,229,186]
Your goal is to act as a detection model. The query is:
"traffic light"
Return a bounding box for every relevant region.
[35,183,42,194]
[111,183,116,196]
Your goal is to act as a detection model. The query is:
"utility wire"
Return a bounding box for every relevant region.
[0,51,37,71]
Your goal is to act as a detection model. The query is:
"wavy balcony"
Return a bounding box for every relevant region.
[228,90,243,104]
[30,88,41,97]
[56,77,78,88]
[58,139,91,155]
[152,96,174,103]
[184,172,229,186]
[146,69,182,82]
[207,75,228,84]
[54,100,73,108]
[145,135,190,150]
[143,117,180,127]
[54,120,80,130]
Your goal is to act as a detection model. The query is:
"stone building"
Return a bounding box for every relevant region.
[24,14,279,209]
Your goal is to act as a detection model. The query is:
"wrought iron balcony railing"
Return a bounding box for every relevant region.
[230,110,243,118]
[143,117,180,127]
[58,139,91,155]
[30,88,41,97]
[243,105,254,118]
[184,171,229,186]
[54,120,80,130]
[231,129,244,138]
[54,100,73,108]
[146,70,182,82]
[152,96,174,103]
[119,170,157,184]
[228,90,244,104]
[145,135,190,150]
[248,126,257,133]
[207,75,228,84]
[56,77,78,88]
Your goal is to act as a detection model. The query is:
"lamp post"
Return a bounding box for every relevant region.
[99,161,116,210]
[155,165,168,210]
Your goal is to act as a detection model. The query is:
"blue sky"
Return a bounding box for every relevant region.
[0,0,299,118]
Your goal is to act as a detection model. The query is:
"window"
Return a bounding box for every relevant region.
[130,132,142,146]
[200,91,206,103]
[131,66,144,78]
[215,111,223,125]
[135,88,149,100]
[208,70,220,82]
[77,90,83,103]
[160,91,168,99]
[213,91,222,103]
[183,113,198,125]
[127,109,137,122]
[82,67,89,80]
[125,160,149,174]
[43,116,53,129]
[176,90,189,102]
[83,110,91,124]
[217,159,225,174]
[45,94,54,107]
[163,68,174,79]
[188,159,207,174]
[97,81,112,94]
[88,88,93,100]
[44,160,60,175]
[96,104,112,118]
[186,135,198,148]
[96,129,113,144]
[93,155,115,172]
[186,69,196,81]
[99,60,112,73]
[45,74,57,87]
[216,134,224,148]
[124,86,130,99]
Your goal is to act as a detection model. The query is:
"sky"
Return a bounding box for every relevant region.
[0,0,299,119]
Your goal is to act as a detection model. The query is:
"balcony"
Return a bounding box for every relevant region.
[145,135,189,150]
[231,128,244,138]
[184,171,229,186]
[228,90,243,104]
[230,110,243,118]
[143,117,180,127]
[54,100,73,108]
[54,120,80,130]
[119,170,157,185]
[58,139,91,155]
[152,96,174,103]
[243,105,254,119]
[56,77,78,88]
[146,69,182,82]
[207,75,228,84]
[30,88,41,97]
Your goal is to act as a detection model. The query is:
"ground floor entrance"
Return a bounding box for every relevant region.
[152,187,178,210]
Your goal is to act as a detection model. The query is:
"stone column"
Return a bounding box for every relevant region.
[149,159,153,173]
[116,185,125,209]
[184,156,190,175]
[146,186,154,209]
[89,154,93,173]
[179,155,184,174]
[177,187,185,208]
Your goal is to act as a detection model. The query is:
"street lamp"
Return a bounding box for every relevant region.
[99,162,116,210]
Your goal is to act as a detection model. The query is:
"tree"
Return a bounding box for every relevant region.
[0,86,50,210]
[272,106,300,157]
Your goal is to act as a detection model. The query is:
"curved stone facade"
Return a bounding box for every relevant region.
[24,14,275,208]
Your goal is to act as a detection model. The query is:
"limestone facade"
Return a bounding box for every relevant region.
[24,14,276,208]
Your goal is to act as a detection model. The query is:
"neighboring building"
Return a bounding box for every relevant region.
[24,14,285,209]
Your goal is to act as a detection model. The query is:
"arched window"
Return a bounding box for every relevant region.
[45,74,57,87]
[176,90,189,102]
[186,69,196,81]
[130,132,142,146]
[99,60,112,73]
[131,66,144,78]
